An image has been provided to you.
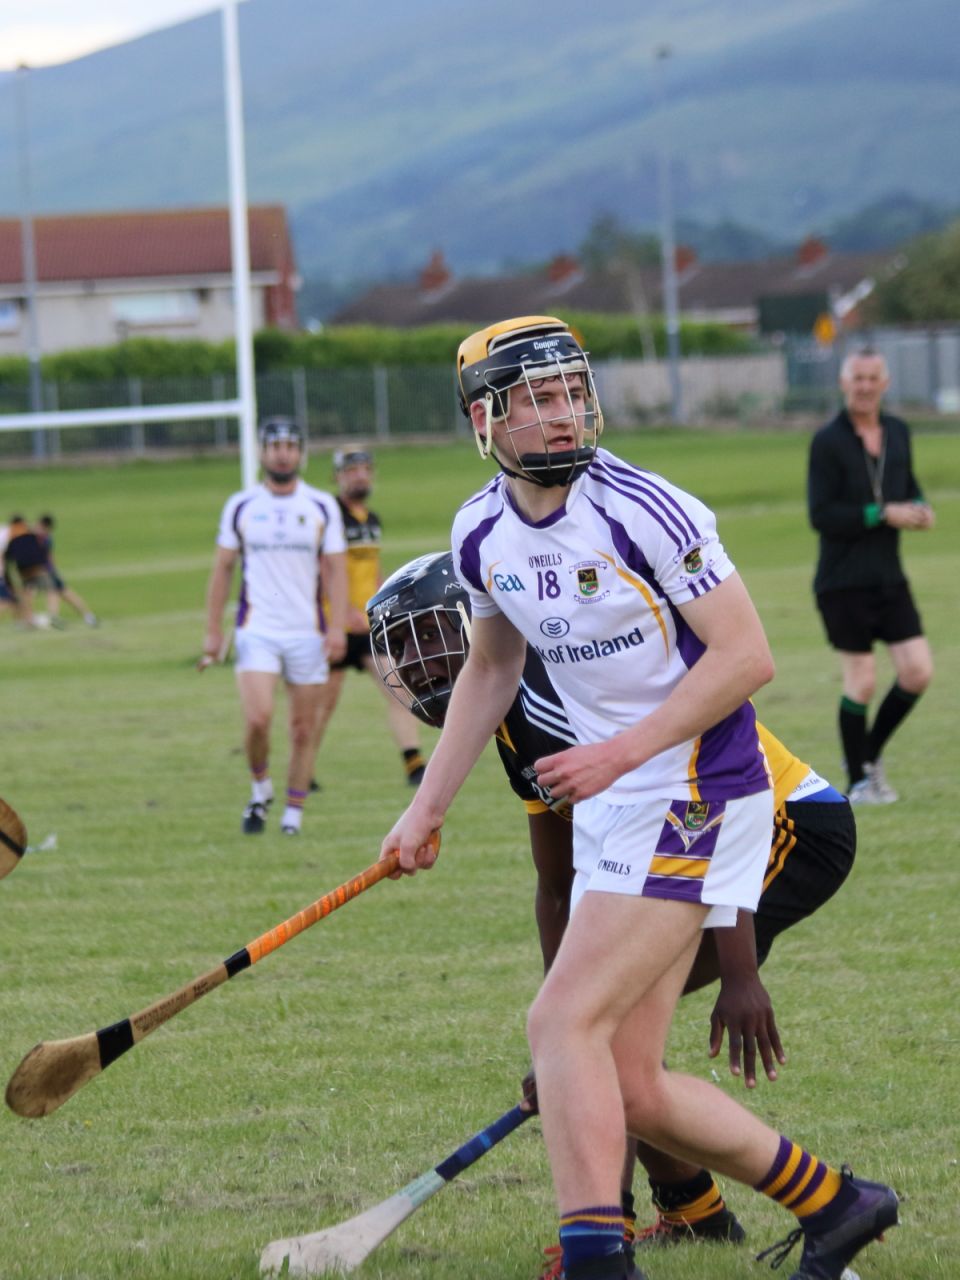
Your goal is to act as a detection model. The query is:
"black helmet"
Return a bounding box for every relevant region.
[455,315,602,488]
[258,416,303,448]
[366,552,469,728]
[333,447,373,471]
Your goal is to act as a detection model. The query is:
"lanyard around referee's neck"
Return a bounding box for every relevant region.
[858,424,886,506]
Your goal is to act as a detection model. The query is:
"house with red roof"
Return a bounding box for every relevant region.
[0,205,299,355]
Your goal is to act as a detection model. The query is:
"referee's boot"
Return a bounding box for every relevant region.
[755,1167,898,1279]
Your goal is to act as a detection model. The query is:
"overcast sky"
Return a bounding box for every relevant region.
[0,1,220,70]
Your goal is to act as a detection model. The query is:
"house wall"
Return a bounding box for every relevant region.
[0,277,272,356]
[595,353,787,421]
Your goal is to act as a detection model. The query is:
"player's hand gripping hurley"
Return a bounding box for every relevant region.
[5,843,435,1118]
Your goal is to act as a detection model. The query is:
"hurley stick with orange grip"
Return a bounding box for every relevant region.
[5,845,422,1118]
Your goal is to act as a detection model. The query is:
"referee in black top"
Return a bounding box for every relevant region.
[807,348,934,804]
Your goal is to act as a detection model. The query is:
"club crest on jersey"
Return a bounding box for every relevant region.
[577,567,599,596]
[684,801,710,830]
[568,558,610,605]
[683,547,703,574]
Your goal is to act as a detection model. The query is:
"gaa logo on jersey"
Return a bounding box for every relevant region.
[684,801,710,831]
[683,547,704,574]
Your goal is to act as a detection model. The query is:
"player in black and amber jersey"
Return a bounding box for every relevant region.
[313,448,426,788]
[367,551,858,1266]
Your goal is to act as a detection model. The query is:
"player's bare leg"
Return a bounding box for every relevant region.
[237,670,277,832]
[282,680,326,833]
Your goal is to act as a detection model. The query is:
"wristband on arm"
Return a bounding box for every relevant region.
[864,503,885,528]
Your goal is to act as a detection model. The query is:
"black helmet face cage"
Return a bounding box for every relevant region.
[369,604,467,729]
[259,418,304,481]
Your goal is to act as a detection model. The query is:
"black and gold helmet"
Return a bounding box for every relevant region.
[456,316,602,488]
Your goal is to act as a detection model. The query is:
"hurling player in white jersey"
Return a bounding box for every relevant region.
[378,320,897,1280]
[202,417,347,837]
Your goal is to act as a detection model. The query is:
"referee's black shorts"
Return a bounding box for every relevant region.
[754,799,857,967]
[815,582,923,653]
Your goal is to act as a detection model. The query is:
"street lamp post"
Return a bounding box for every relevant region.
[14,63,46,457]
[654,45,684,424]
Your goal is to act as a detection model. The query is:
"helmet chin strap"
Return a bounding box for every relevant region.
[264,467,298,484]
[496,448,595,489]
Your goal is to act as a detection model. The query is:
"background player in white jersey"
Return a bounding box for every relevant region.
[201,417,348,836]
[378,319,896,1280]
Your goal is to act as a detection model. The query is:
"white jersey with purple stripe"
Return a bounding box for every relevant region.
[451,448,769,804]
[216,480,346,636]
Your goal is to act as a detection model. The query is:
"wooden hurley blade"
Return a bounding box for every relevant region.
[5,1034,101,1118]
[259,1180,436,1276]
[0,797,27,879]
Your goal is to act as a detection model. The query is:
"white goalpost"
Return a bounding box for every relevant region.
[3,0,259,488]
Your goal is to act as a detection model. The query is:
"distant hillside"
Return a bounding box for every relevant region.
[0,0,956,298]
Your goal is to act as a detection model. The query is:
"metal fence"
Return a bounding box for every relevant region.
[785,326,960,415]
[2,330,958,462]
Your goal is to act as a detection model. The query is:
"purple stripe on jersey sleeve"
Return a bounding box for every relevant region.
[461,475,503,510]
[457,507,506,594]
[593,456,702,546]
[642,875,704,905]
[232,495,253,540]
[237,568,250,628]
[590,472,690,553]
[585,498,665,597]
[664,599,705,668]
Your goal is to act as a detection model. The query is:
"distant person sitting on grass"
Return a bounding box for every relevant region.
[3,514,57,629]
[35,515,99,627]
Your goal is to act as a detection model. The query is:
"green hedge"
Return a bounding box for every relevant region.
[0,315,754,386]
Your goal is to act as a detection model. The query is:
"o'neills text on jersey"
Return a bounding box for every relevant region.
[535,624,645,665]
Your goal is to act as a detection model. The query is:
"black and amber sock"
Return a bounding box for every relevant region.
[754,1137,856,1225]
[649,1168,727,1228]
[402,748,426,782]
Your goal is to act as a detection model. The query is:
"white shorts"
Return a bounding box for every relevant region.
[570,790,773,928]
[234,630,329,685]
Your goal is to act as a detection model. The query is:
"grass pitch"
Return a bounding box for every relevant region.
[1,429,958,1279]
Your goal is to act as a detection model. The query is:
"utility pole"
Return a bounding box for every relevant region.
[15,63,46,457]
[653,45,684,424]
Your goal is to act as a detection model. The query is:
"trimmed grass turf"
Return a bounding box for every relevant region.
[1,429,958,1279]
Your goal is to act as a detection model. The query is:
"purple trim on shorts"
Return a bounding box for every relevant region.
[655,800,725,858]
[592,456,702,546]
[458,507,507,594]
[754,1136,793,1192]
[642,875,704,904]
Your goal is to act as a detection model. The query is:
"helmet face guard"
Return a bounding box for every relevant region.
[457,317,603,488]
[366,553,469,728]
[258,416,305,482]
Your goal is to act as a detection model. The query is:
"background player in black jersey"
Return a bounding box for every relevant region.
[367,551,858,1275]
[312,447,426,789]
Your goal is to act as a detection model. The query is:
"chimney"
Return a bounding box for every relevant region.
[546,254,581,284]
[797,236,829,267]
[419,250,452,293]
[674,245,697,274]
